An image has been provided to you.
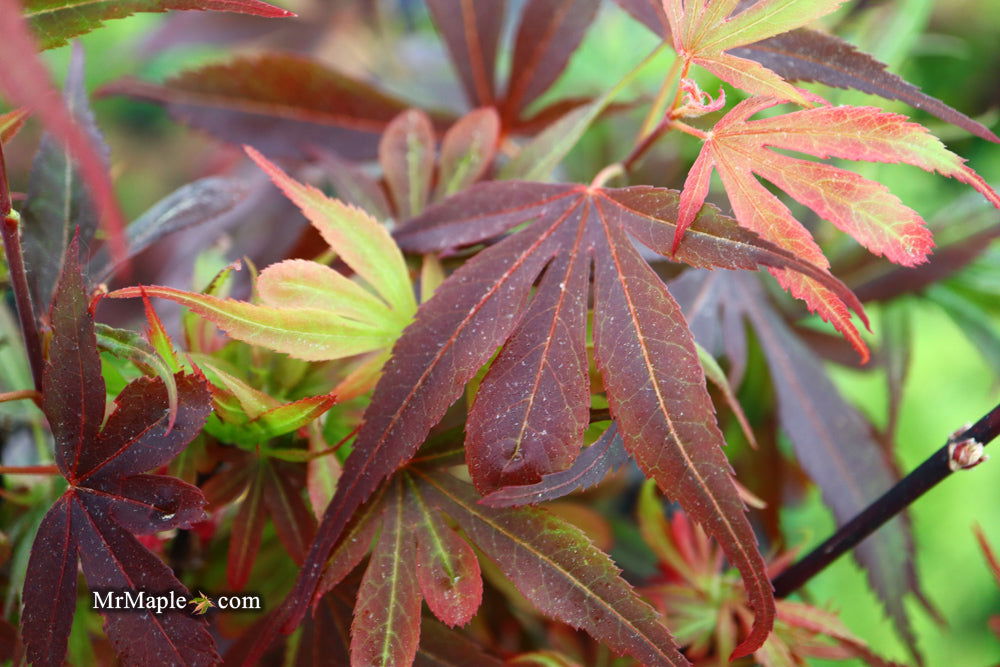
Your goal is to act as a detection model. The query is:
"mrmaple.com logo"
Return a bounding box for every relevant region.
[91,589,261,615]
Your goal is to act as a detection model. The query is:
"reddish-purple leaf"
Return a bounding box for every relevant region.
[22,497,78,667]
[73,497,218,666]
[21,45,106,314]
[22,0,294,51]
[380,109,436,219]
[102,54,440,160]
[229,463,267,590]
[466,216,590,493]
[92,474,207,534]
[426,0,505,107]
[262,460,316,565]
[407,480,482,627]
[590,210,773,658]
[253,181,853,658]
[504,0,601,118]
[0,0,126,261]
[479,423,628,508]
[415,470,688,666]
[43,236,105,481]
[351,479,422,667]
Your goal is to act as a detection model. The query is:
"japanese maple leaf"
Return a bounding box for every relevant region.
[662,0,849,104]
[245,180,867,663]
[674,97,1000,358]
[21,239,216,667]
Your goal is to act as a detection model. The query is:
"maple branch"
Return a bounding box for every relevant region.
[0,389,43,408]
[638,54,684,140]
[0,464,59,475]
[0,143,43,390]
[772,401,1000,598]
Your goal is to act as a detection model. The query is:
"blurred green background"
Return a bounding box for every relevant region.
[2,0,998,664]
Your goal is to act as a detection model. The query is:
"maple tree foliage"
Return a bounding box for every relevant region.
[22,239,216,666]
[2,0,999,665]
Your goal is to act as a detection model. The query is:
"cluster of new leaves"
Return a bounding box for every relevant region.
[635,482,904,666]
[21,240,216,666]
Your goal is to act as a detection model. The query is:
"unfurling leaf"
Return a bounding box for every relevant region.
[0,107,29,143]
[23,239,216,667]
[675,97,1000,359]
[380,110,435,220]
[662,0,848,104]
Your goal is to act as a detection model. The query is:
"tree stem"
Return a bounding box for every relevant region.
[0,143,43,390]
[772,401,1000,598]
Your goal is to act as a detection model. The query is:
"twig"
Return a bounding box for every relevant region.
[0,142,43,389]
[772,401,1000,598]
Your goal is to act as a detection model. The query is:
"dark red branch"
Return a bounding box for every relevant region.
[0,143,44,390]
[772,401,1000,598]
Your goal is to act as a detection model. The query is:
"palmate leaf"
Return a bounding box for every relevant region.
[671,270,930,660]
[662,0,848,105]
[250,181,867,661]
[614,0,1000,142]
[22,238,216,667]
[109,149,416,360]
[102,53,449,160]
[22,0,292,50]
[675,97,1000,359]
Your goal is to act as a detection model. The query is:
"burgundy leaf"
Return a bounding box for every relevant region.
[254,181,853,658]
[73,497,219,666]
[102,53,444,160]
[350,479,422,667]
[88,474,207,534]
[21,44,107,314]
[415,470,688,666]
[426,0,505,107]
[22,497,78,667]
[43,235,105,481]
[75,373,212,484]
[262,459,316,565]
[380,109,436,219]
[590,212,773,658]
[466,214,590,493]
[479,422,628,508]
[24,242,214,665]
[504,0,601,118]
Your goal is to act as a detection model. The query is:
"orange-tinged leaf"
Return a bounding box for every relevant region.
[246,147,417,318]
[665,0,848,104]
[0,107,29,143]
